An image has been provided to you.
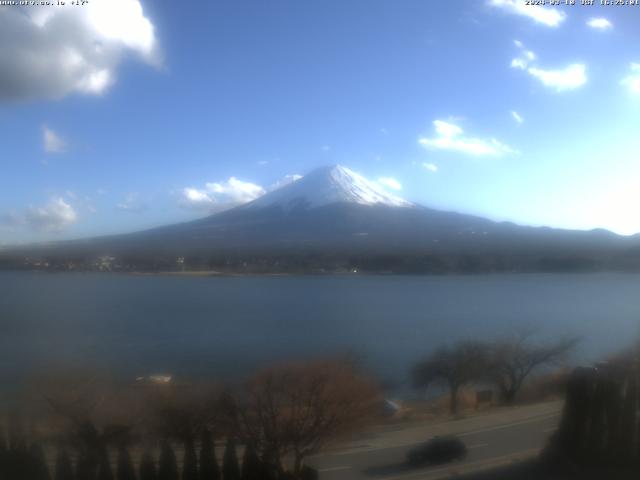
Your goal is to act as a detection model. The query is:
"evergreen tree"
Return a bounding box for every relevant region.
[222,438,240,480]
[182,437,198,480]
[198,430,219,480]
[0,427,7,453]
[97,446,114,480]
[240,443,261,480]
[30,442,52,480]
[54,448,74,480]
[139,450,157,480]
[116,446,136,480]
[299,466,318,480]
[157,441,178,480]
[76,449,98,480]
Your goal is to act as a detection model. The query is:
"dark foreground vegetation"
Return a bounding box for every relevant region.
[0,360,380,480]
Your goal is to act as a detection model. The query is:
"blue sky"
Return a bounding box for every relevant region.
[2,0,640,244]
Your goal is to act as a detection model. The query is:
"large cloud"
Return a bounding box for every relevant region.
[2,197,78,232]
[180,177,267,212]
[419,120,517,156]
[0,0,160,101]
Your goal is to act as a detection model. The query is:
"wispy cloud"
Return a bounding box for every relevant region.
[43,126,66,153]
[488,0,566,27]
[423,163,438,173]
[587,18,612,30]
[511,40,536,70]
[180,177,266,211]
[419,120,518,156]
[116,193,148,213]
[621,63,640,94]
[377,177,402,191]
[511,111,524,124]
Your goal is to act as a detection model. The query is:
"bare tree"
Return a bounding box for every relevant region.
[412,341,487,415]
[235,359,380,477]
[486,332,578,404]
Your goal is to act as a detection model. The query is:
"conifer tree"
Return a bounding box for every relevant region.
[240,443,261,480]
[76,449,98,480]
[139,449,157,480]
[97,446,114,480]
[157,441,178,480]
[30,442,52,480]
[182,437,198,480]
[116,446,136,480]
[198,429,219,480]
[54,448,74,480]
[222,438,240,480]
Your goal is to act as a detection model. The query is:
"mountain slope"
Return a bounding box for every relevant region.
[2,165,639,273]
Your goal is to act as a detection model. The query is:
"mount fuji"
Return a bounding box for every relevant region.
[2,165,638,273]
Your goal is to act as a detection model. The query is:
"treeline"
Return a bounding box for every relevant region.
[0,359,380,480]
[1,250,632,274]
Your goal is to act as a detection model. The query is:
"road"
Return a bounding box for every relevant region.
[308,401,562,480]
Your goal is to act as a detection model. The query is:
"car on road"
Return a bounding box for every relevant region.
[406,435,468,467]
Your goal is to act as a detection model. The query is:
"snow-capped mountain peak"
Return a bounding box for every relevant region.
[245,165,413,211]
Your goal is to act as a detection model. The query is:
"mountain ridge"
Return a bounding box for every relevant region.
[1,165,639,274]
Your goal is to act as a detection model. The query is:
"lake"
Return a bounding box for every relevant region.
[1,272,639,394]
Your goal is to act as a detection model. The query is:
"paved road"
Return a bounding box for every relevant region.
[308,401,562,480]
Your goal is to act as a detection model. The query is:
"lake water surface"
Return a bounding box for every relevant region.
[1,272,639,393]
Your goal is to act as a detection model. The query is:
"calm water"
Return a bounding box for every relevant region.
[1,272,639,392]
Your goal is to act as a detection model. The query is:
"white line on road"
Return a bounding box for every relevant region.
[323,412,559,456]
[468,443,489,449]
[318,466,352,473]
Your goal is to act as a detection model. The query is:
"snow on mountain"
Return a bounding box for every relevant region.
[244,165,413,211]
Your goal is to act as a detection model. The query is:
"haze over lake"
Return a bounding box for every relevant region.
[2,272,639,394]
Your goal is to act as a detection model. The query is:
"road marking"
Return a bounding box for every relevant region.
[468,443,489,449]
[323,412,559,456]
[318,465,352,472]
[458,412,560,438]
[381,448,541,480]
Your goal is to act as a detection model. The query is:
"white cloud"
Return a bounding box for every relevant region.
[2,197,78,232]
[423,163,439,173]
[321,145,331,151]
[180,177,266,211]
[419,120,518,156]
[621,63,640,94]
[377,177,402,191]
[257,160,269,166]
[511,40,536,70]
[0,0,160,101]
[116,193,147,212]
[510,41,587,92]
[587,18,612,30]
[527,64,587,91]
[511,111,524,124]
[43,126,66,153]
[270,174,303,191]
[488,0,566,27]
